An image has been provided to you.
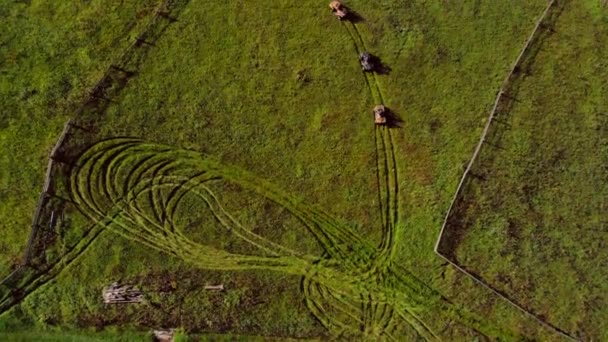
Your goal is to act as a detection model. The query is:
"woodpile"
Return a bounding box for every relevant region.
[102,282,143,304]
[153,329,174,342]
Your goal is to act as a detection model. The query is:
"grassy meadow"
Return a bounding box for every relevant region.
[0,0,159,275]
[441,1,608,340]
[0,0,605,340]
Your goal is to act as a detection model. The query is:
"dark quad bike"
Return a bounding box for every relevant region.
[359,52,376,72]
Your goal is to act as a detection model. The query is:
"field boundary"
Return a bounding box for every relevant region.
[0,0,190,312]
[433,0,578,340]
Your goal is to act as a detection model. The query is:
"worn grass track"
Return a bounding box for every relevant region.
[66,137,513,340]
[342,19,401,266]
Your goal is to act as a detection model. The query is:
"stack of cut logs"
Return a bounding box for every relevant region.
[153,329,174,342]
[102,282,143,304]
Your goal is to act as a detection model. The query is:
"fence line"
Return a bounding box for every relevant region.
[21,118,75,264]
[3,0,175,276]
[433,0,578,340]
[22,192,49,264]
[435,0,558,252]
[0,2,190,315]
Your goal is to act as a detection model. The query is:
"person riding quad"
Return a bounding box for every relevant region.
[373,105,387,125]
[329,1,348,20]
[359,52,376,72]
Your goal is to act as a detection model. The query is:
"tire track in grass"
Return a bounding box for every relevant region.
[3,136,512,339]
[342,20,401,264]
[0,0,192,315]
[339,19,402,332]
[2,4,542,340]
[61,139,518,340]
[0,221,108,315]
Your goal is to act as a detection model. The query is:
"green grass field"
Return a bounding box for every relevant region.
[439,1,608,340]
[0,0,605,340]
[0,0,159,275]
